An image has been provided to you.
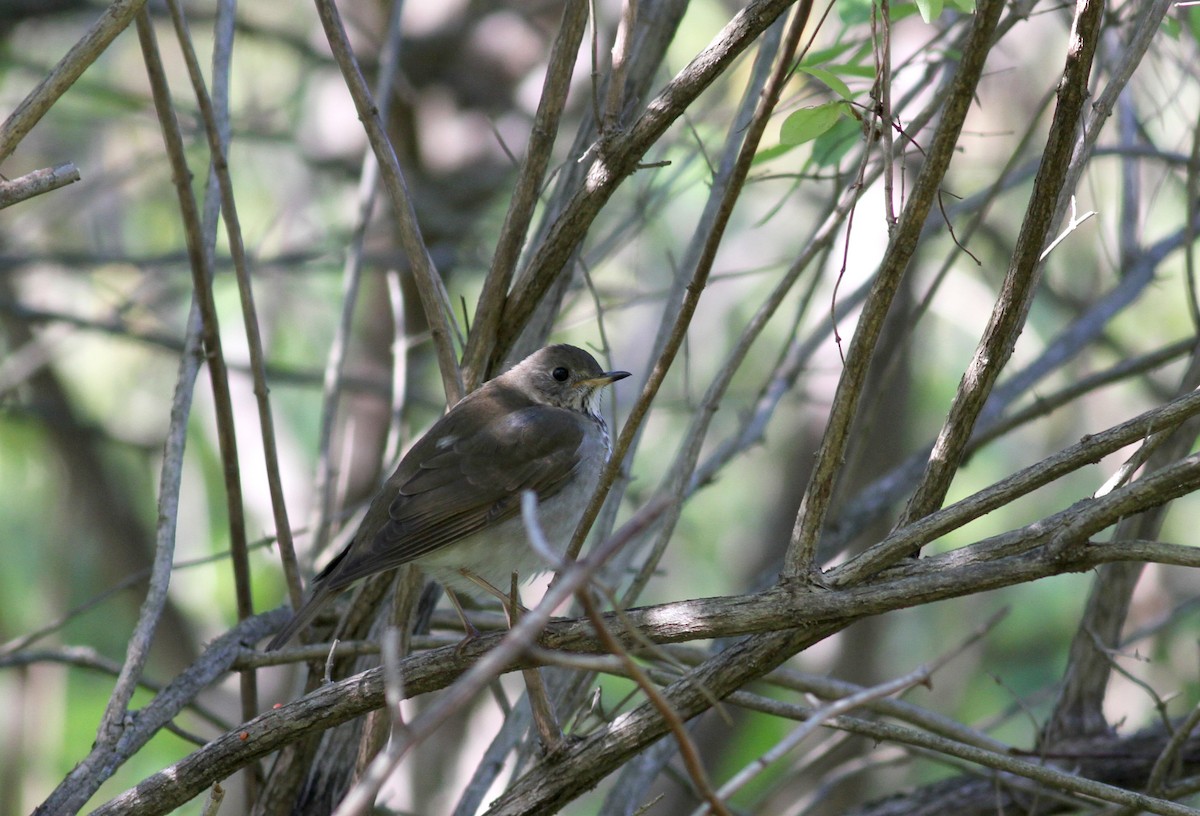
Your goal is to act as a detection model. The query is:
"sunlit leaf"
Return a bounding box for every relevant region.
[780,102,846,146]
[799,66,855,101]
[799,40,860,67]
[826,62,878,79]
[915,0,944,23]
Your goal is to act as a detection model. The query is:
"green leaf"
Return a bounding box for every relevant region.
[799,40,860,68]
[753,141,800,165]
[947,0,976,11]
[915,0,944,23]
[889,2,922,22]
[811,115,862,168]
[780,102,846,146]
[836,0,932,25]
[799,67,855,101]
[826,62,878,79]
[837,0,875,25]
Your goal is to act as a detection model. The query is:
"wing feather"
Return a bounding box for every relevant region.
[317,385,586,591]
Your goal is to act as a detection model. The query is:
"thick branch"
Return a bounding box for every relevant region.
[91,523,1200,816]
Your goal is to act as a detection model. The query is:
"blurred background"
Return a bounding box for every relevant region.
[2,0,1200,813]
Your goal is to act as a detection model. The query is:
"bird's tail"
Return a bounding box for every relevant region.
[265,584,335,651]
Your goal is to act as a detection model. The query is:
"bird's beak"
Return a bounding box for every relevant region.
[581,370,631,388]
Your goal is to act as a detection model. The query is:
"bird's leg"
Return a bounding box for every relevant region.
[443,587,481,653]
[456,569,565,756]
[458,569,530,616]
[444,570,531,655]
[505,571,565,757]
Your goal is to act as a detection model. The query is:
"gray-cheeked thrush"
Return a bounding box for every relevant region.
[267,344,629,650]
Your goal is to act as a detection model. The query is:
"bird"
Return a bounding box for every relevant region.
[266,344,630,650]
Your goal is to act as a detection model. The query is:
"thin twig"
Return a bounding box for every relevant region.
[309,0,407,568]
[692,610,1006,815]
[873,0,896,230]
[461,0,588,387]
[160,3,267,772]
[1039,194,1098,262]
[0,0,150,161]
[785,0,1007,577]
[313,0,464,404]
[382,267,408,466]
[492,0,799,362]
[602,0,637,136]
[582,591,732,816]
[566,0,815,566]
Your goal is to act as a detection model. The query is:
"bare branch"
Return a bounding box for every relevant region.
[0,162,80,208]
[492,0,799,362]
[785,0,1007,577]
[312,0,464,404]
[0,0,149,162]
[462,0,589,387]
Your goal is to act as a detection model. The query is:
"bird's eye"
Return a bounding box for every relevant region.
[552,366,570,382]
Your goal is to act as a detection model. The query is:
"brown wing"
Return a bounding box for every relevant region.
[316,387,586,591]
